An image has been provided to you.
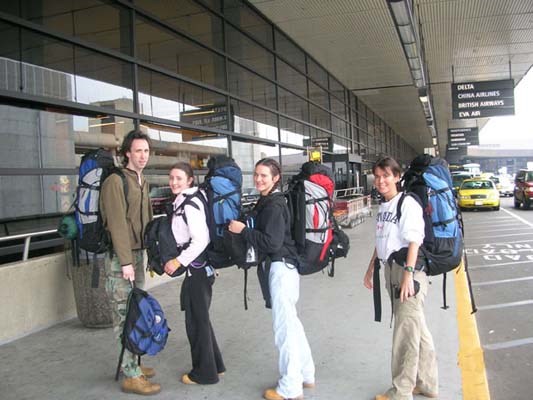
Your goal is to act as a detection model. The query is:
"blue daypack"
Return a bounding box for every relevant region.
[115,286,169,380]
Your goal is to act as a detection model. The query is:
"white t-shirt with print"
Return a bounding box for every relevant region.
[375,192,425,262]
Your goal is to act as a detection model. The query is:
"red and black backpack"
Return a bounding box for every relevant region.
[286,161,349,276]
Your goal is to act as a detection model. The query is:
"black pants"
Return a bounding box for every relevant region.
[180,266,225,384]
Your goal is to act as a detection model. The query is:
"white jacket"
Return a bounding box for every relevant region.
[171,187,210,267]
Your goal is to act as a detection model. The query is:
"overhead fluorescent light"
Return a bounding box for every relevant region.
[389,0,410,25]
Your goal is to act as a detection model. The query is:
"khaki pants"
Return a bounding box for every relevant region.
[104,249,145,378]
[384,262,438,400]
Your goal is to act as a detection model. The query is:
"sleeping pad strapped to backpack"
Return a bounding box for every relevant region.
[286,161,350,276]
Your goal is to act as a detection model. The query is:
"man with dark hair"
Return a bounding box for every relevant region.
[100,130,160,395]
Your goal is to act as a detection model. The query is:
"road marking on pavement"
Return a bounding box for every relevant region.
[477,299,533,311]
[467,232,532,240]
[469,260,533,270]
[455,262,490,400]
[466,227,531,234]
[472,276,533,286]
[469,239,533,246]
[484,337,533,351]
[500,207,533,227]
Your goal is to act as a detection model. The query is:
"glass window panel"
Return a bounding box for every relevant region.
[278,87,308,122]
[279,116,309,146]
[0,21,22,92]
[20,29,75,102]
[223,0,273,49]
[330,96,346,119]
[231,99,278,141]
[274,30,305,70]
[333,136,349,154]
[136,16,226,89]
[5,0,132,54]
[329,75,345,102]
[331,116,347,138]
[307,57,328,88]
[276,59,306,97]
[74,47,134,112]
[0,104,137,219]
[228,62,276,109]
[231,139,279,187]
[308,80,328,109]
[281,146,307,183]
[309,103,330,131]
[138,67,227,127]
[135,0,223,50]
[200,0,222,12]
[225,24,274,79]
[138,122,228,183]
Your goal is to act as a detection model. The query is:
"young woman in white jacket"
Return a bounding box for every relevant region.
[164,162,225,385]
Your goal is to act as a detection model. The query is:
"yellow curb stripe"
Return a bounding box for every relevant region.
[454,262,491,400]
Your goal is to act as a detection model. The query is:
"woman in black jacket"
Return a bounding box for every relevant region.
[229,158,315,400]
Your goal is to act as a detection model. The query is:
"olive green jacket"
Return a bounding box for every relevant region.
[100,168,152,266]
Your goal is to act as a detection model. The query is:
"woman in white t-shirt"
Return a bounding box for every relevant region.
[364,157,438,400]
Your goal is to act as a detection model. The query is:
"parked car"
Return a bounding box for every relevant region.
[149,186,173,215]
[514,169,533,209]
[496,175,514,197]
[457,178,500,211]
[451,172,473,194]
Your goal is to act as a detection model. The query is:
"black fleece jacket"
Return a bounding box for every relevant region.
[241,192,298,264]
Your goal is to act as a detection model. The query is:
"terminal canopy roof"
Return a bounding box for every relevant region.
[251,0,533,155]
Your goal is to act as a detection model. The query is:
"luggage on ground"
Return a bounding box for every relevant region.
[114,283,170,381]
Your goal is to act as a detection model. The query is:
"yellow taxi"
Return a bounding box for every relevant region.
[457,178,500,211]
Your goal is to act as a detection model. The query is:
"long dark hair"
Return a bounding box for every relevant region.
[119,130,151,167]
[255,158,282,195]
[169,161,195,187]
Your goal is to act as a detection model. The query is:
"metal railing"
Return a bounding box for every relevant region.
[0,229,59,261]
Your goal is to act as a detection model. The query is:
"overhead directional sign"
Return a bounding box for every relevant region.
[451,79,514,119]
[448,127,479,146]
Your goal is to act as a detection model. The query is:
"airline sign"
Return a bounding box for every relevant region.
[447,127,479,146]
[451,79,514,119]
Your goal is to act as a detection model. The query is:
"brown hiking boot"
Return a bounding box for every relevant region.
[140,366,155,379]
[121,376,161,395]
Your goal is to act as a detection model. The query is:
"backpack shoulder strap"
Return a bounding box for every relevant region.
[175,191,205,225]
[396,192,407,222]
[110,168,129,211]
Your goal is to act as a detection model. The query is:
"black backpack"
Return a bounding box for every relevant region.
[286,161,350,277]
[74,148,127,254]
[144,215,184,277]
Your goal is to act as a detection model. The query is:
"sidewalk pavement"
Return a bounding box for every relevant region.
[0,215,462,400]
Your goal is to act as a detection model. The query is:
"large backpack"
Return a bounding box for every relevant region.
[199,155,243,268]
[74,148,127,254]
[286,161,350,276]
[396,154,475,311]
[114,284,170,381]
